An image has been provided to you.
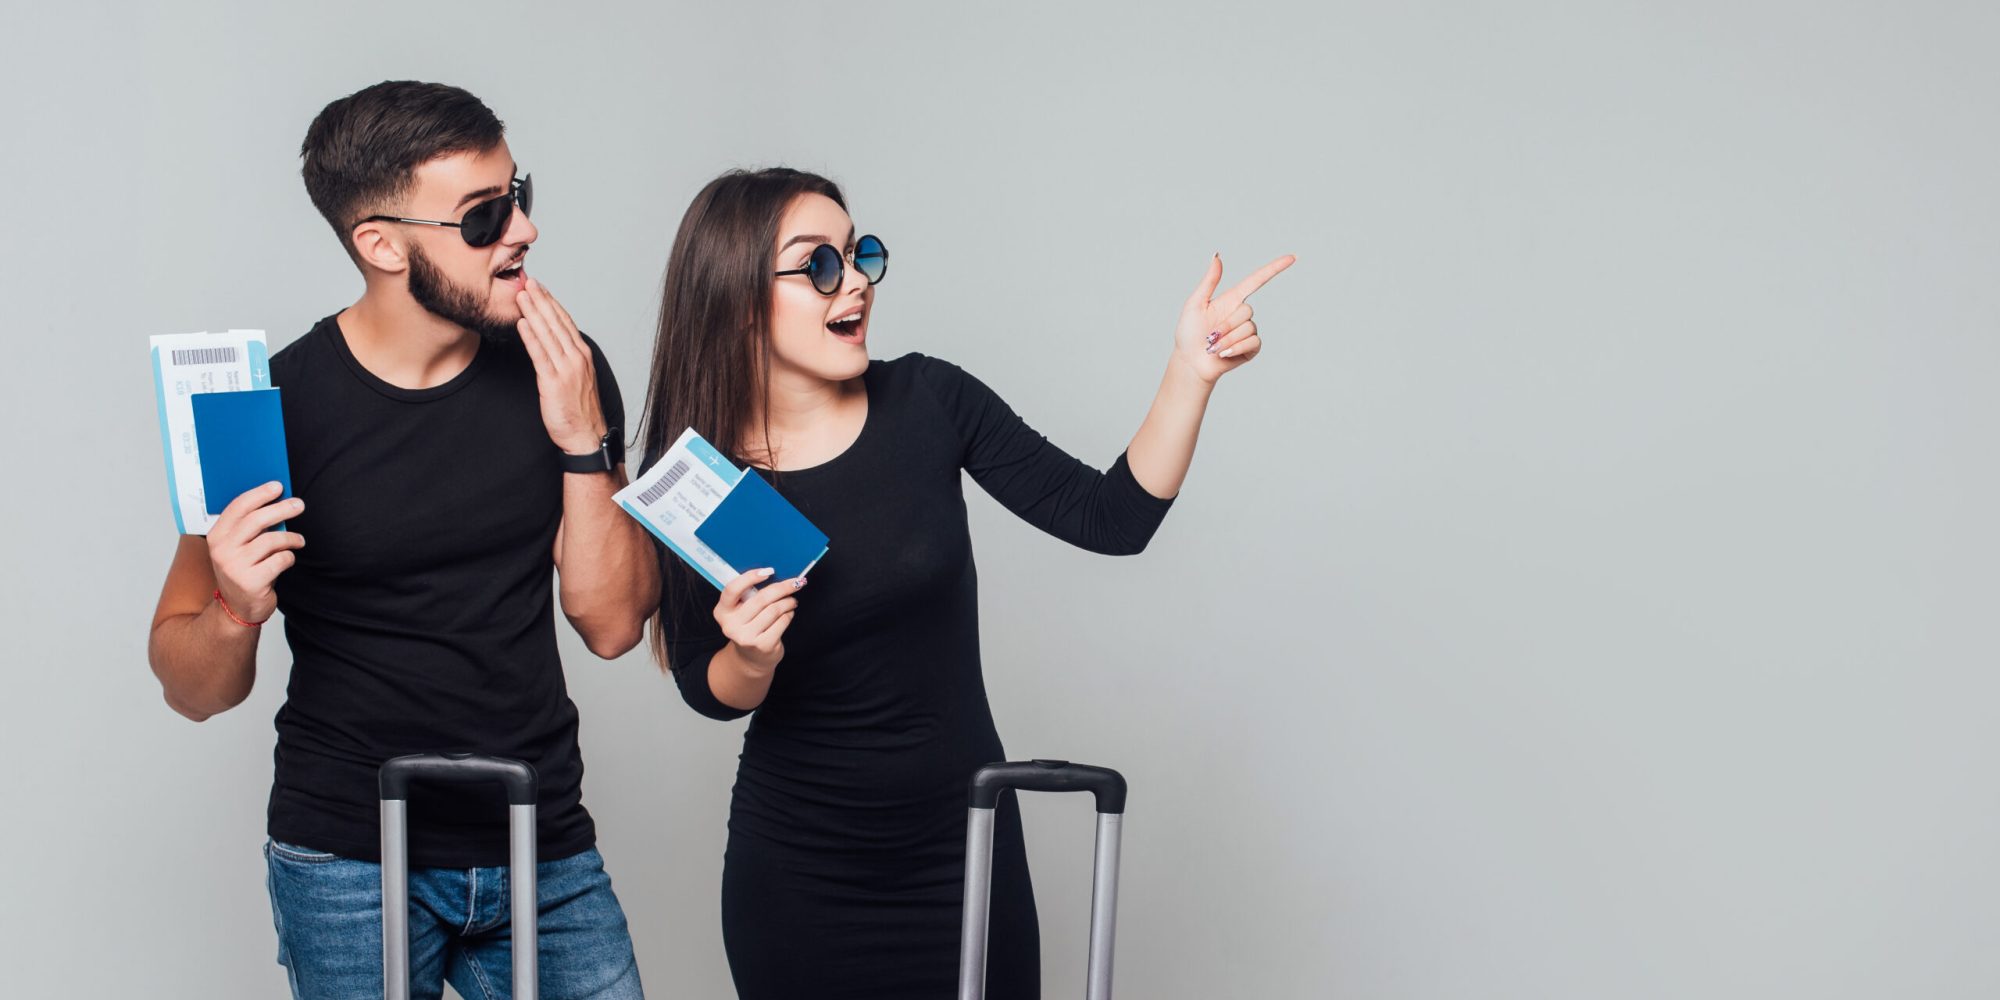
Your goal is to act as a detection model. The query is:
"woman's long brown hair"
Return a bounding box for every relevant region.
[634,167,848,670]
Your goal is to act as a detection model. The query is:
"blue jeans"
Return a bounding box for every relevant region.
[265,839,644,1000]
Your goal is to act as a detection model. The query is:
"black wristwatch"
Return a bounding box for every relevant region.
[558,427,624,473]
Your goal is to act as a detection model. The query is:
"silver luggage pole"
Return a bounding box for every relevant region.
[958,759,1127,1000]
[380,753,541,1000]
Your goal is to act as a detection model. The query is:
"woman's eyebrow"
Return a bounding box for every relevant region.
[777,226,857,253]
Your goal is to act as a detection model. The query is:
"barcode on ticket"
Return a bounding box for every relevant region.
[171,346,240,366]
[636,459,691,506]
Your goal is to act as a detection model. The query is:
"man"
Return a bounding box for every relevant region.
[147,80,657,999]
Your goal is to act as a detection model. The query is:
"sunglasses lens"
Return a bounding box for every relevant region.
[460,195,510,247]
[854,235,887,285]
[809,244,844,294]
[517,174,533,219]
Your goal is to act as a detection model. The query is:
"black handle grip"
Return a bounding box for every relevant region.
[379,753,538,806]
[968,759,1127,814]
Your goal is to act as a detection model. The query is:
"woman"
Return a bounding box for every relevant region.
[637,167,1290,998]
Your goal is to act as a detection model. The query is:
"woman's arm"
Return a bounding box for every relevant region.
[916,253,1293,554]
[660,565,801,718]
[914,356,1170,555]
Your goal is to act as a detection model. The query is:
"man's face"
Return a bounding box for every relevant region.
[385,142,537,341]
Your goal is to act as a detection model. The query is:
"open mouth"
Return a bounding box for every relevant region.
[827,306,865,341]
[494,252,528,283]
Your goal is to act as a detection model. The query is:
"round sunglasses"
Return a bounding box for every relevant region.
[773,234,889,295]
[357,174,533,249]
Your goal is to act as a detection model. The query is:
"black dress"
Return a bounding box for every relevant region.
[657,354,1174,999]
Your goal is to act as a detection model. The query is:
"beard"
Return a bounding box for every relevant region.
[406,241,518,344]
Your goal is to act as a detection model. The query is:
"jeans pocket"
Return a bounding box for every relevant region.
[265,838,344,864]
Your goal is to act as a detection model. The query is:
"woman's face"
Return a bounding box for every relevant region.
[766,193,874,384]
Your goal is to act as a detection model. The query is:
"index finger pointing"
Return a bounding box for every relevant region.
[1217,254,1296,308]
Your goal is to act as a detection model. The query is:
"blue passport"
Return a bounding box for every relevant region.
[694,470,829,583]
[192,388,293,516]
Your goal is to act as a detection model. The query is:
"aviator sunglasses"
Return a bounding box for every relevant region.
[357,174,533,248]
[774,234,889,295]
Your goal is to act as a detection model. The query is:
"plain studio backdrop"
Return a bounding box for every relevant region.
[3,1,1997,997]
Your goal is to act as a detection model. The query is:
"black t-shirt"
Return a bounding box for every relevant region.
[656,353,1174,852]
[264,313,622,868]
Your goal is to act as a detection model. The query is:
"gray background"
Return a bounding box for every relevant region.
[2,1,1996,997]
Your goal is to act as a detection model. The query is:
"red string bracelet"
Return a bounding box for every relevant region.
[214,589,268,628]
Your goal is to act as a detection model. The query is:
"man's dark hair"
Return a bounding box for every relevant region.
[300,81,505,260]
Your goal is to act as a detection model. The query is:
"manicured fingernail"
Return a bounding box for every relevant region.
[1206,331,1220,344]
[1205,344,1218,354]
[266,481,282,492]
[758,567,776,577]
[1219,348,1236,358]
[793,578,808,589]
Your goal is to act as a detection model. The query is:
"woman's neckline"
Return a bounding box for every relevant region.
[739,362,879,476]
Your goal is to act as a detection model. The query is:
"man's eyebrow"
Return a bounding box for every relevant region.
[453,185,505,211]
[452,165,519,211]
[778,226,856,253]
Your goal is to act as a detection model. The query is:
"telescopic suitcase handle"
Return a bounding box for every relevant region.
[959,760,1127,1000]
[968,759,1128,813]
[379,753,540,1000]
[380,752,538,804]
